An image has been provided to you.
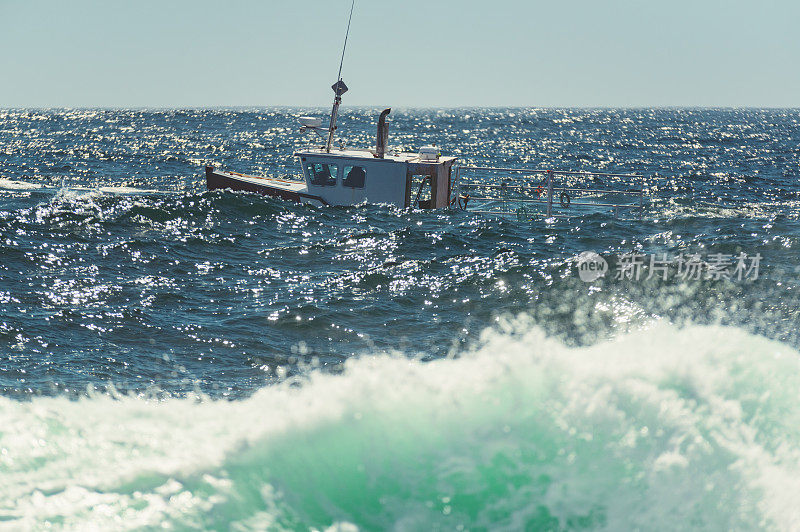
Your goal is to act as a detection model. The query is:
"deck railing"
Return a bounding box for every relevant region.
[452,166,645,219]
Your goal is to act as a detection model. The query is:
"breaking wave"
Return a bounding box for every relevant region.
[3,320,799,530]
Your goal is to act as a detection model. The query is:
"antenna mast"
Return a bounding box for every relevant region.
[325,0,355,153]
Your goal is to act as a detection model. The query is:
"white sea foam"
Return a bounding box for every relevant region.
[0,178,42,191]
[2,320,799,530]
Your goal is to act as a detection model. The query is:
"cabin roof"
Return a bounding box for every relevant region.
[294,147,457,165]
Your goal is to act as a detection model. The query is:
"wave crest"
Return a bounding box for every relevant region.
[2,321,800,530]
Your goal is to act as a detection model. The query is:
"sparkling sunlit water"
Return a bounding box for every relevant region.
[1,108,799,529]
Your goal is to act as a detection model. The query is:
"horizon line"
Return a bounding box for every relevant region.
[2,105,799,112]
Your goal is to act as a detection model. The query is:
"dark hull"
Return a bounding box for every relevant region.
[205,166,327,205]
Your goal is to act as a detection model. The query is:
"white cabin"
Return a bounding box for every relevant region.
[295,147,456,208]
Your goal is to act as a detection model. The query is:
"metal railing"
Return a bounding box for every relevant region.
[452,166,645,220]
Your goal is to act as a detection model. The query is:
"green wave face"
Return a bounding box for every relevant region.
[3,321,800,531]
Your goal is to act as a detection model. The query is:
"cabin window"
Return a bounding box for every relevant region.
[307,163,338,187]
[342,165,366,189]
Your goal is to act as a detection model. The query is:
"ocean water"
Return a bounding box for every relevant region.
[1,108,799,530]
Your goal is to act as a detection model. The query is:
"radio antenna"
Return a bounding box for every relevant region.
[325,0,355,152]
[337,0,355,82]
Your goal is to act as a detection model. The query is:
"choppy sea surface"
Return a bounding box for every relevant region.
[1,108,799,530]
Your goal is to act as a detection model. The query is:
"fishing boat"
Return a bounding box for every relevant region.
[205,2,646,219]
[206,105,456,209]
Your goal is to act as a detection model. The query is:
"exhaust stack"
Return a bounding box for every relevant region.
[375,108,391,158]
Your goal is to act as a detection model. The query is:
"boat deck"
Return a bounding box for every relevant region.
[210,169,307,192]
[205,166,334,204]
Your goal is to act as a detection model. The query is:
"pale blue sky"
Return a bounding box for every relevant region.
[1,0,798,108]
